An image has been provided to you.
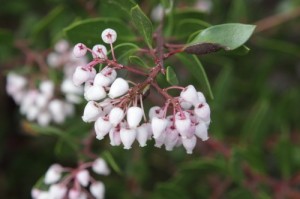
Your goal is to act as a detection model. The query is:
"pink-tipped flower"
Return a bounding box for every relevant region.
[180,85,199,105]
[94,117,112,140]
[76,169,90,187]
[151,117,168,138]
[148,106,163,121]
[90,181,105,199]
[73,43,87,57]
[195,122,209,141]
[182,136,197,154]
[92,158,110,175]
[101,28,117,44]
[101,67,117,82]
[194,102,211,122]
[108,78,129,99]
[73,66,91,86]
[154,131,166,148]
[82,101,102,122]
[164,126,180,151]
[127,106,143,128]
[120,128,136,149]
[136,123,151,147]
[109,107,125,126]
[49,184,67,199]
[44,164,63,184]
[84,85,106,101]
[175,111,192,139]
[92,44,107,59]
[109,128,121,146]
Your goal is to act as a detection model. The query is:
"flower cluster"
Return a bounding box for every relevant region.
[72,28,211,154]
[32,158,110,199]
[6,40,86,126]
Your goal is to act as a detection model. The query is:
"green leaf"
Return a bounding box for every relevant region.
[108,0,136,14]
[176,54,214,100]
[130,5,153,48]
[175,19,209,39]
[129,56,149,68]
[102,151,122,175]
[64,18,134,46]
[187,23,255,52]
[166,66,179,85]
[0,29,13,60]
[113,43,139,64]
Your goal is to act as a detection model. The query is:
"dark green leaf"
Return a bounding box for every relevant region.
[175,19,209,39]
[113,43,139,64]
[176,54,214,100]
[187,23,255,52]
[166,66,179,85]
[129,56,149,68]
[130,5,153,48]
[64,18,134,46]
[108,0,136,14]
[102,151,122,175]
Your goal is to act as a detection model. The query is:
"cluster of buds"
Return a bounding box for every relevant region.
[6,40,86,126]
[31,158,110,199]
[71,28,211,154]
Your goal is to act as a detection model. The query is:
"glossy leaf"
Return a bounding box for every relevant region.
[166,66,179,85]
[176,54,214,100]
[129,56,149,68]
[64,18,134,46]
[102,151,122,175]
[130,5,153,48]
[186,23,256,53]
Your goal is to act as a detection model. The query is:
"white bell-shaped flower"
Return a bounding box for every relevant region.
[49,184,67,199]
[84,85,106,101]
[82,101,102,122]
[35,93,49,108]
[108,78,129,99]
[61,79,83,95]
[127,106,143,128]
[92,158,110,175]
[72,66,91,86]
[108,107,124,126]
[44,164,63,184]
[101,28,117,44]
[76,169,90,187]
[196,91,206,104]
[154,131,166,148]
[100,99,114,115]
[92,44,107,59]
[194,102,211,122]
[6,73,27,95]
[84,80,93,92]
[73,43,87,57]
[120,128,137,149]
[26,105,40,121]
[68,189,81,199]
[55,40,69,53]
[90,181,105,199]
[151,117,168,138]
[101,67,117,82]
[93,73,112,87]
[180,85,199,105]
[148,106,163,121]
[175,111,192,139]
[182,136,197,154]
[49,99,66,124]
[47,52,60,68]
[36,191,50,199]
[31,188,41,199]
[109,128,121,146]
[136,123,150,147]
[20,90,37,114]
[164,126,180,151]
[180,100,193,110]
[39,80,55,98]
[195,122,209,141]
[37,111,51,126]
[94,117,112,140]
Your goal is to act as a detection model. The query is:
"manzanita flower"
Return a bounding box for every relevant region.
[101,28,117,44]
[73,43,87,57]
[108,78,129,99]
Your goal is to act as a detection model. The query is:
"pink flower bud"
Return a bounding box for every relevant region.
[44,164,63,184]
[180,85,198,105]
[195,122,209,141]
[136,123,151,147]
[73,66,91,86]
[109,107,124,126]
[101,28,117,44]
[164,126,179,151]
[94,117,112,140]
[82,101,102,122]
[175,111,192,138]
[108,78,129,99]
[151,117,168,138]
[84,85,106,101]
[182,136,197,154]
[92,158,110,175]
[55,40,69,53]
[92,44,107,59]
[127,106,143,128]
[148,106,163,121]
[90,181,105,199]
[194,102,211,122]
[76,169,90,187]
[120,128,136,149]
[73,43,87,57]
[109,128,121,146]
[49,184,67,199]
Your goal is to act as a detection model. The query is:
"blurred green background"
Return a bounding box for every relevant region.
[1,0,300,198]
